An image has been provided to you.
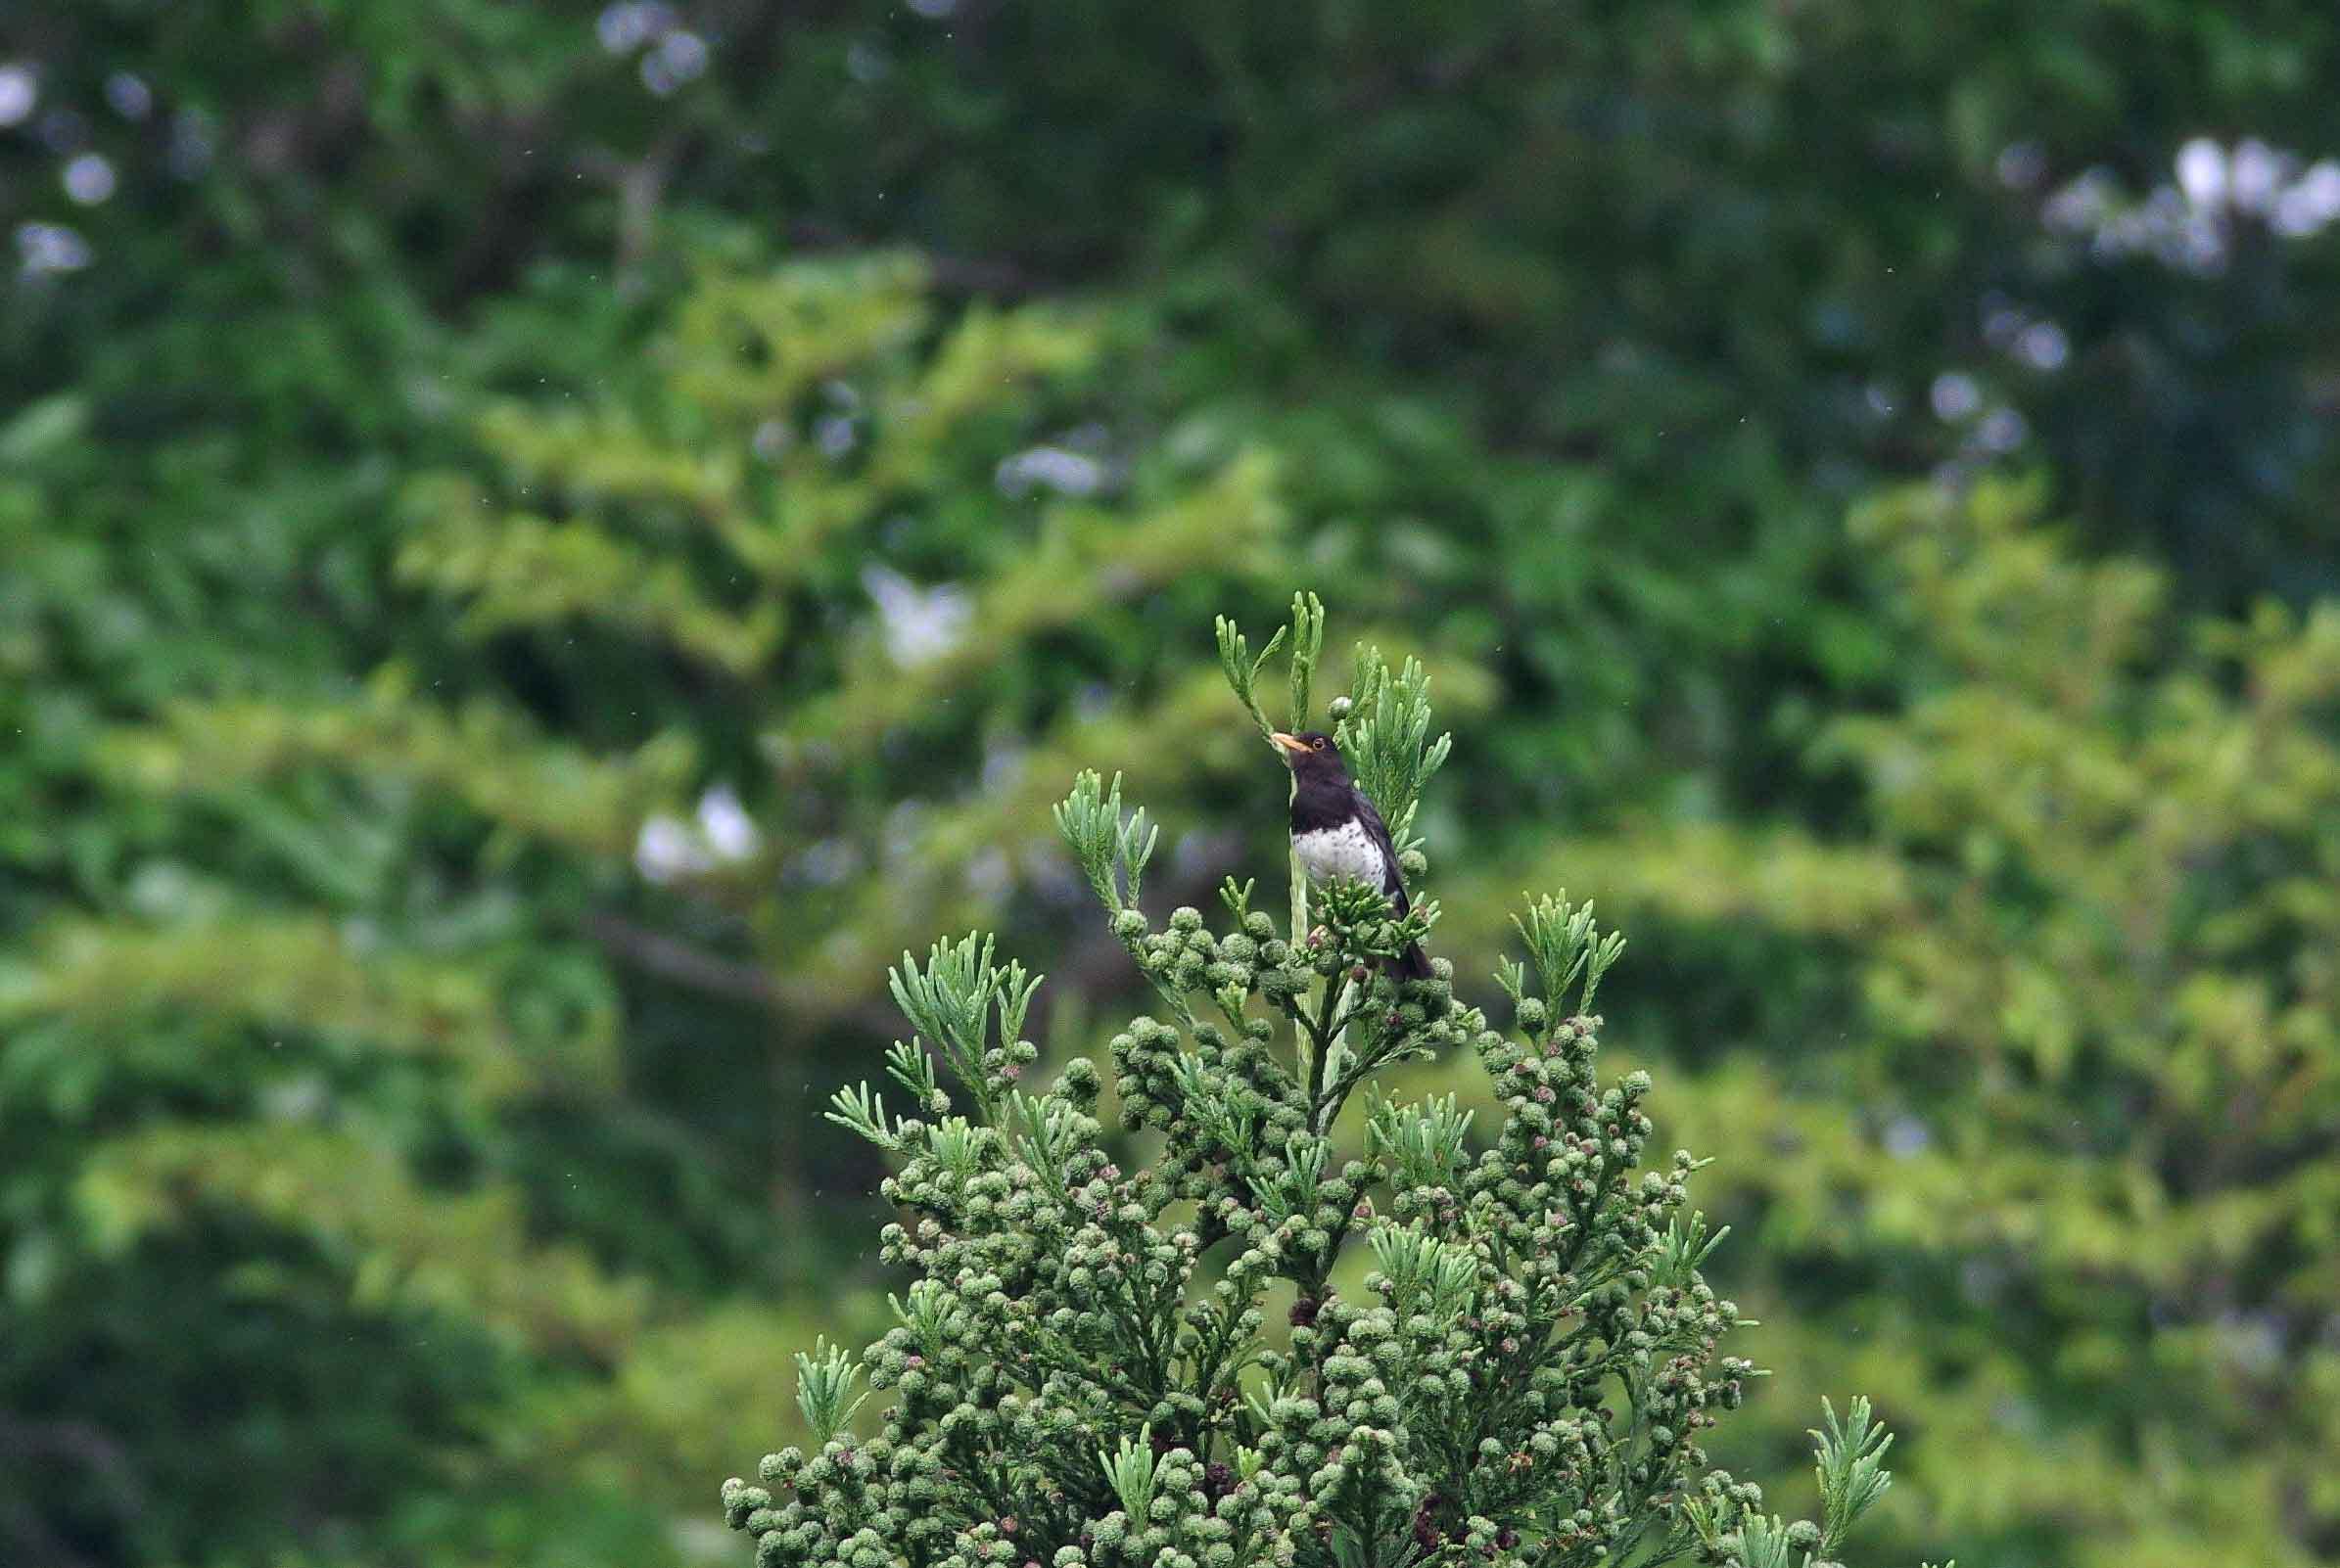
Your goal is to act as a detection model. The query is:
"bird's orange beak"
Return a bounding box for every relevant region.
[1270,731,1308,756]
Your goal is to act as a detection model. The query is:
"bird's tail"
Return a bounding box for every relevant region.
[1385,885,1432,983]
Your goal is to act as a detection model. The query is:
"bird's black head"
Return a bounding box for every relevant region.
[1271,730,1350,781]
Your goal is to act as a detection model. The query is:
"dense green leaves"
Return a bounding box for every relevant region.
[1533,484,2340,1566]
[730,633,1903,1568]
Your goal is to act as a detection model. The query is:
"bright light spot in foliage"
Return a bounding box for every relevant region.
[1976,407,2028,453]
[2044,133,2340,273]
[63,152,116,205]
[634,785,763,884]
[2175,137,2225,208]
[996,446,1106,498]
[863,566,971,668]
[2013,321,2068,372]
[2275,161,2340,237]
[641,29,709,95]
[1930,372,1981,422]
[597,2,675,53]
[633,815,712,883]
[0,63,34,126]
[696,785,762,862]
[17,221,91,276]
[105,72,152,120]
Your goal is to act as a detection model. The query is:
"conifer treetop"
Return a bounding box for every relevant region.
[726,601,1937,1568]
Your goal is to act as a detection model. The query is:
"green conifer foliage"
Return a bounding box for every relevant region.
[0,252,1306,1565]
[1509,482,2340,1567]
[725,607,1933,1568]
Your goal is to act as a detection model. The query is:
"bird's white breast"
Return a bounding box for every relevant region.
[1292,819,1385,887]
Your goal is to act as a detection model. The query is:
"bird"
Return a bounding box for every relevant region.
[1270,730,1431,981]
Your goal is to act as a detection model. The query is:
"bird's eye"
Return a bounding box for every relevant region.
[1311,737,1327,751]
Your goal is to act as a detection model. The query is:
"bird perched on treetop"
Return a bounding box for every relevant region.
[1271,730,1432,980]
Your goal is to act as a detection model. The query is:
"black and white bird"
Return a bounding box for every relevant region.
[1271,730,1431,981]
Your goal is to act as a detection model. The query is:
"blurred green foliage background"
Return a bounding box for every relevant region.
[4,3,2339,1565]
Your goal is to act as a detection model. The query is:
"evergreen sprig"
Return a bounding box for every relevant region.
[1217,591,1327,744]
[725,603,1927,1568]
[793,1338,871,1446]
[1100,1427,1162,1520]
[875,931,1043,1125]
[1367,1091,1474,1185]
[1657,1210,1732,1288]
[1504,891,1628,1023]
[1334,646,1451,849]
[1287,592,1327,734]
[1053,770,1160,913]
[824,1080,904,1151]
[1812,1398,1896,1557]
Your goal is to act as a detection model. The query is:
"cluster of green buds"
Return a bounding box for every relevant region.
[724,601,1928,1568]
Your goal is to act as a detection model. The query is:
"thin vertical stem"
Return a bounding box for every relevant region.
[1289,771,1313,1072]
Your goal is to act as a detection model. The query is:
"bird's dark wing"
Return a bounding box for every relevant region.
[1348,785,1431,981]
[1346,786,1407,903]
